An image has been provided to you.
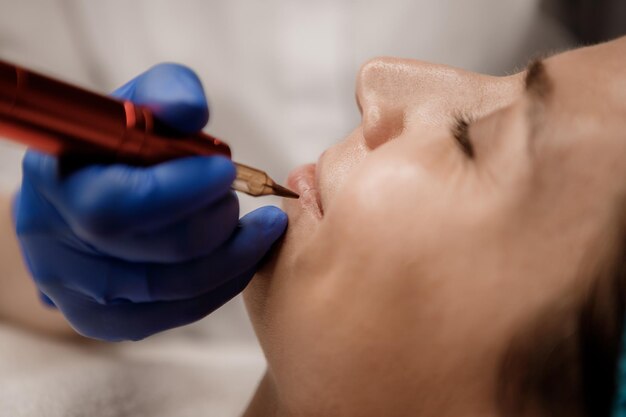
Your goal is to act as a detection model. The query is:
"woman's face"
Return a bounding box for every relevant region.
[244,38,626,416]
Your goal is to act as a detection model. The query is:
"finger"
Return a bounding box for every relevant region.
[112,62,209,133]
[84,193,239,263]
[24,206,287,304]
[39,291,56,307]
[144,206,287,301]
[110,74,139,100]
[43,268,254,342]
[23,151,236,236]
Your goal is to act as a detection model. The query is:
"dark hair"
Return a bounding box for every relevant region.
[541,0,626,44]
[497,232,626,417]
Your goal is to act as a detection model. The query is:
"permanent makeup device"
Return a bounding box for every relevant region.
[0,59,298,199]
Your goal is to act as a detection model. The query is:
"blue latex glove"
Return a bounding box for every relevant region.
[14,63,287,341]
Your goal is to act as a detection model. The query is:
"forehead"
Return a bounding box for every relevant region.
[546,38,626,113]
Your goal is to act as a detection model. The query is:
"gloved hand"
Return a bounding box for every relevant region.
[14,63,287,341]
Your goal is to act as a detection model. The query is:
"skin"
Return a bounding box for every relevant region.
[244,37,626,417]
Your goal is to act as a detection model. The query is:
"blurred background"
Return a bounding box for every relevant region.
[0,1,623,415]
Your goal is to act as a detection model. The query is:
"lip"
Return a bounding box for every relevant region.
[286,163,323,218]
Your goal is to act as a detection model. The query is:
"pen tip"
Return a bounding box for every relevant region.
[271,183,300,199]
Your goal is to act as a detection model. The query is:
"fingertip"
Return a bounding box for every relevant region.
[242,206,288,242]
[110,76,138,100]
[263,205,289,232]
[22,150,53,176]
[22,151,59,191]
[196,206,286,280]
[132,63,209,133]
[206,155,237,183]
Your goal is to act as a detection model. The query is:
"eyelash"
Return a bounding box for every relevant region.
[451,114,475,158]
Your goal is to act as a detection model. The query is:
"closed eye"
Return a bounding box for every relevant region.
[451,114,475,158]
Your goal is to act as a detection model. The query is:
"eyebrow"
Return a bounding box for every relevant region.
[524,59,554,136]
[525,59,553,98]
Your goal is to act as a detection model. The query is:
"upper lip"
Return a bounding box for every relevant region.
[287,160,323,218]
[311,150,328,215]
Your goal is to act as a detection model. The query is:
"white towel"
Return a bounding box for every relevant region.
[0,323,265,417]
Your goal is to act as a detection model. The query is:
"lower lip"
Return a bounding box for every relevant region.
[286,163,323,218]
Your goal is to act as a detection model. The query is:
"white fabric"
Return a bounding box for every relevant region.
[0,324,264,417]
[0,1,574,415]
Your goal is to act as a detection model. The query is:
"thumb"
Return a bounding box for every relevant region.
[111,63,209,134]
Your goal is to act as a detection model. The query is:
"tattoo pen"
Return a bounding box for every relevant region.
[0,59,298,199]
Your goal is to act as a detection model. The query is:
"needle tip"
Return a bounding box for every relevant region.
[271,183,299,199]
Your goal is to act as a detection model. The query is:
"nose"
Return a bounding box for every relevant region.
[357,57,458,149]
[356,57,523,150]
[356,57,411,149]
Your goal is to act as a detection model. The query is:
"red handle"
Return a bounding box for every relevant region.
[0,59,231,165]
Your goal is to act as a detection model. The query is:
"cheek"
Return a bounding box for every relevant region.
[245,136,525,410]
[247,189,509,413]
[322,135,467,255]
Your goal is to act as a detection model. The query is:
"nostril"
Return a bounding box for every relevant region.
[362,104,405,149]
[355,91,363,116]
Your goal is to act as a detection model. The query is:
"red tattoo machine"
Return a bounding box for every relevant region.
[0,59,298,198]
